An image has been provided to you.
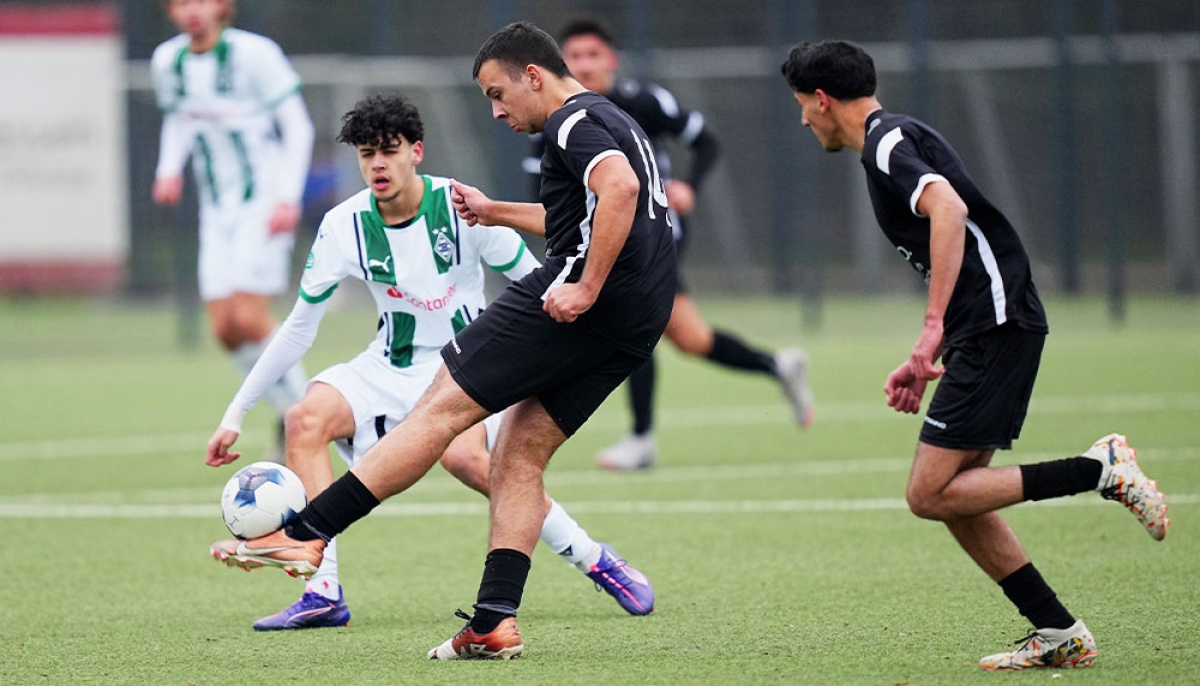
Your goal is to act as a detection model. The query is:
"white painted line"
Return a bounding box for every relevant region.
[0,494,1194,520]
[1,391,1198,463]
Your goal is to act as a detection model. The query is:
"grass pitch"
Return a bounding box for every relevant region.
[1,294,1197,685]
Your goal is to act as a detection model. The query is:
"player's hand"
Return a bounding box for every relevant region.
[543,282,597,323]
[152,175,183,206]
[884,361,928,414]
[664,179,695,215]
[206,428,243,467]
[268,202,301,236]
[909,319,945,381]
[449,178,491,226]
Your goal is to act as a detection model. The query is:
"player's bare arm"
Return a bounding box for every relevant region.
[267,202,301,235]
[664,179,695,215]
[152,175,184,205]
[449,179,546,236]
[543,154,639,323]
[911,180,967,379]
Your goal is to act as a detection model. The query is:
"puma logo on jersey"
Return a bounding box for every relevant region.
[386,286,404,298]
[369,256,393,273]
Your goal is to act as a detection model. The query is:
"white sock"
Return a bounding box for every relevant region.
[305,537,340,599]
[230,330,308,417]
[540,500,602,572]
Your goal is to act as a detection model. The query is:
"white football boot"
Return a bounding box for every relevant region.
[597,433,656,471]
[1083,433,1169,541]
[979,620,1097,670]
[775,348,814,428]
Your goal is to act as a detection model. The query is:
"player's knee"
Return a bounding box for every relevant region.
[211,319,241,350]
[284,403,325,448]
[906,487,947,521]
[228,308,268,345]
[675,333,709,356]
[667,325,712,357]
[440,444,489,494]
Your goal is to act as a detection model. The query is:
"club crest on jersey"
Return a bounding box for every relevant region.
[427,223,457,274]
[434,231,454,264]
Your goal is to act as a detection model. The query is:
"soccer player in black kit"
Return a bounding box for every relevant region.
[526,17,814,470]
[207,22,675,660]
[780,40,1169,670]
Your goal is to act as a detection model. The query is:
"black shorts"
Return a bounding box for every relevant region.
[442,281,650,437]
[919,324,1045,451]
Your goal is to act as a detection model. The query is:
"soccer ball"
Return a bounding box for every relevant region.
[220,461,308,539]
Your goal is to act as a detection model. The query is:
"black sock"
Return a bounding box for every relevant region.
[707,330,777,376]
[998,563,1075,630]
[1020,457,1103,502]
[285,471,380,542]
[470,548,531,633]
[627,356,655,435]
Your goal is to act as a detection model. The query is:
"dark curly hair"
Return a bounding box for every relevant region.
[336,94,424,147]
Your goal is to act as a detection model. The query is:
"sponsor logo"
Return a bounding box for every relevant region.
[305,251,315,269]
[895,245,931,285]
[923,416,947,430]
[388,282,458,310]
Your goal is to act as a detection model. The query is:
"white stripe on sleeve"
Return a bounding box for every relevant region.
[875,127,904,175]
[583,150,626,188]
[557,109,589,149]
[909,173,948,217]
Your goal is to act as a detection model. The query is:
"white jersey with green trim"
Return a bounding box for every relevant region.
[150,27,308,207]
[301,175,537,368]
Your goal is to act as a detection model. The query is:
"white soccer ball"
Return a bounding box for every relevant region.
[220,461,308,539]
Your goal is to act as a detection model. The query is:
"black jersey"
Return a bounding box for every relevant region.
[525,90,676,357]
[604,77,709,182]
[861,109,1048,343]
[526,78,718,196]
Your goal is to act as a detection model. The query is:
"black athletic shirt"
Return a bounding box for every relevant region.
[526,77,719,196]
[523,90,676,357]
[861,109,1048,343]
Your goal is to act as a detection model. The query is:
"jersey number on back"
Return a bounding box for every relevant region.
[631,131,670,220]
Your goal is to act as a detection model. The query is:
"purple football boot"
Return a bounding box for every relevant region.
[586,544,654,616]
[253,585,351,631]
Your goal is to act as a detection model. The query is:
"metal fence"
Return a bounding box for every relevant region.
[104,0,1200,302]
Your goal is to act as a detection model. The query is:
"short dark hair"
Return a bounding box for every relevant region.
[472,22,570,81]
[780,40,877,100]
[337,94,424,147]
[558,15,616,47]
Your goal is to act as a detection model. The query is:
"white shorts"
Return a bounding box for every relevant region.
[197,195,294,301]
[311,350,502,466]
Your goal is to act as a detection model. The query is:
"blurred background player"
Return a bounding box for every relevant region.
[207,94,654,629]
[527,17,814,471]
[781,40,1169,671]
[151,0,313,459]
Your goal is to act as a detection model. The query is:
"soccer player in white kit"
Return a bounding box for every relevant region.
[206,94,655,630]
[151,0,313,451]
